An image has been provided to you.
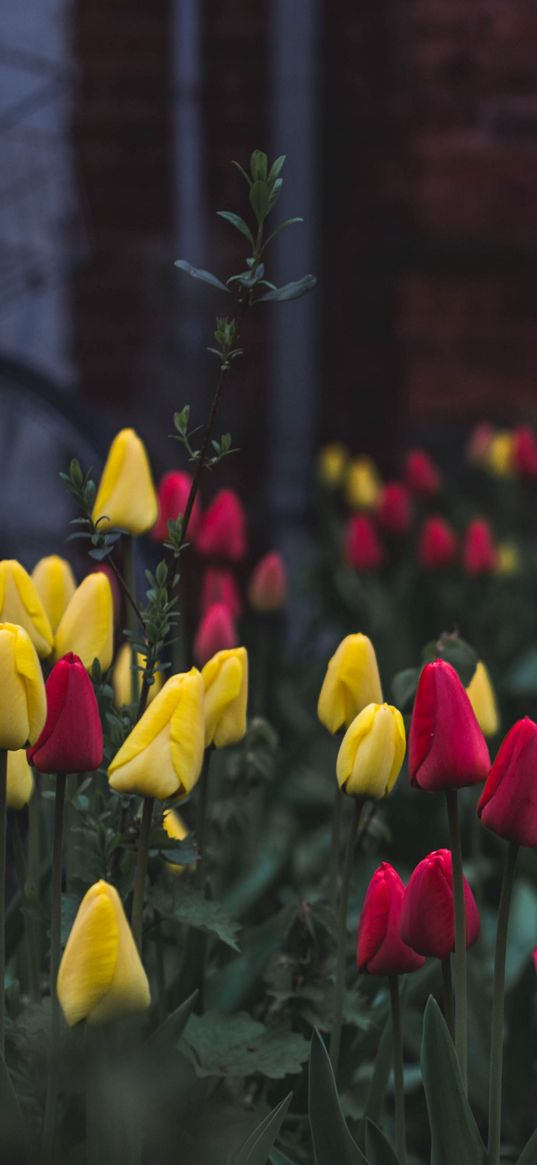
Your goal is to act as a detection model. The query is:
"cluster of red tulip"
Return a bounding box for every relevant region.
[468,421,537,479]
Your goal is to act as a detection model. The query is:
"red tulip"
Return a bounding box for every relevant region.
[409,660,490,792]
[195,490,246,561]
[152,471,200,542]
[400,849,480,960]
[345,515,384,570]
[193,602,238,666]
[357,863,425,976]
[249,552,286,612]
[376,482,412,535]
[418,516,458,570]
[478,718,537,847]
[405,449,441,496]
[462,518,497,575]
[200,566,242,620]
[513,427,537,479]
[27,653,103,774]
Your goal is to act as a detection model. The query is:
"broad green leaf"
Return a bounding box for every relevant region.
[391,667,420,712]
[517,1126,537,1165]
[308,1030,368,1165]
[147,989,198,1047]
[217,211,254,245]
[421,634,477,688]
[259,275,317,302]
[150,883,240,951]
[0,1052,23,1126]
[250,150,268,180]
[268,154,286,183]
[365,1121,399,1165]
[174,259,229,292]
[421,996,485,1165]
[182,1012,309,1079]
[270,1151,299,1165]
[232,1093,291,1165]
[250,181,271,225]
[361,1013,393,1130]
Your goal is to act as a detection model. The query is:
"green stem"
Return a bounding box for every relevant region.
[329,797,362,1077]
[11,814,40,1001]
[123,535,140,704]
[65,774,78,893]
[27,777,42,989]
[42,771,67,1160]
[196,750,213,890]
[327,788,343,910]
[441,956,454,1040]
[0,750,6,1058]
[389,974,406,1165]
[446,789,468,1092]
[488,840,519,1165]
[131,796,154,950]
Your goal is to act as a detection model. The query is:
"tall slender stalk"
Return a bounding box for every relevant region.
[488,840,519,1165]
[196,750,213,890]
[445,790,468,1091]
[11,815,40,1002]
[329,797,362,1077]
[389,974,406,1165]
[441,956,454,1039]
[0,749,7,1058]
[131,796,154,950]
[123,535,140,705]
[42,771,67,1160]
[27,776,41,991]
[327,789,343,910]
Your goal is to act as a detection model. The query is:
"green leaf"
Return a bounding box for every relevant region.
[268,154,286,183]
[150,883,240,951]
[308,1030,368,1165]
[270,1152,299,1165]
[259,275,317,302]
[264,217,303,249]
[217,211,255,245]
[250,181,271,225]
[174,259,230,292]
[516,1126,537,1165]
[361,1012,393,1129]
[182,1012,309,1079]
[421,997,485,1165]
[232,159,252,187]
[421,634,477,688]
[364,1121,399,1165]
[391,667,420,711]
[232,1093,292,1165]
[148,989,198,1047]
[250,150,268,181]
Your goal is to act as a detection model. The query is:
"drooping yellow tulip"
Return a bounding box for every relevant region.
[55,572,114,671]
[202,647,248,749]
[108,669,205,800]
[0,623,46,750]
[344,456,382,510]
[32,555,76,634]
[318,633,383,735]
[336,702,406,798]
[57,880,150,1026]
[92,428,158,535]
[162,808,191,875]
[466,661,499,739]
[6,749,34,809]
[318,443,349,488]
[0,560,53,658]
[113,643,162,708]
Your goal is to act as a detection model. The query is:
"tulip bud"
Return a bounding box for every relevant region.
[195,490,246,561]
[466,661,499,738]
[32,556,76,635]
[92,428,158,535]
[484,431,515,477]
[318,443,348,488]
[495,541,520,577]
[202,647,248,749]
[0,623,46,749]
[344,456,382,510]
[318,633,383,735]
[404,449,441,496]
[376,482,412,535]
[409,660,490,792]
[357,863,425,976]
[478,718,537,847]
[0,560,53,658]
[400,849,480,960]
[27,653,103,774]
[152,470,201,542]
[249,552,286,612]
[201,566,242,620]
[108,669,205,800]
[55,572,114,671]
[113,643,162,708]
[418,516,458,570]
[162,809,192,875]
[7,750,34,810]
[194,603,238,667]
[57,880,150,1025]
[337,703,406,798]
[513,426,537,478]
[345,515,384,570]
[462,518,497,575]
[467,422,494,465]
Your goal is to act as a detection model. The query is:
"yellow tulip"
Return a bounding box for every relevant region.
[484,431,515,477]
[318,443,349,488]
[495,541,520,577]
[113,643,162,707]
[0,560,53,658]
[0,623,46,749]
[7,749,34,809]
[466,661,499,738]
[202,647,248,749]
[92,427,158,535]
[57,880,150,1026]
[32,555,76,634]
[336,702,406,797]
[108,669,205,800]
[318,633,383,735]
[162,809,191,875]
[55,573,114,671]
[344,457,381,510]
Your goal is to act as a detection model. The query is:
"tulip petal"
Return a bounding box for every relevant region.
[55,573,114,671]
[92,428,158,535]
[58,888,118,1026]
[0,562,53,658]
[89,884,150,1023]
